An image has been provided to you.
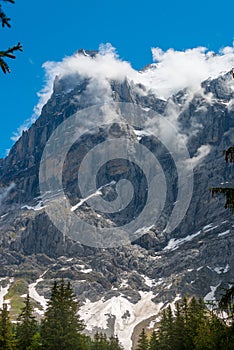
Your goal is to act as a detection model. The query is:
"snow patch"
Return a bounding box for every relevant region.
[163,231,201,251]
[34,307,44,316]
[22,201,45,211]
[71,190,102,212]
[213,267,223,274]
[60,267,69,271]
[213,264,230,274]
[148,320,157,329]
[203,223,213,230]
[28,271,48,310]
[79,292,163,350]
[204,284,220,304]
[218,229,230,237]
[71,181,116,212]
[82,269,93,274]
[214,264,230,274]
[141,275,159,288]
[0,277,14,309]
[77,265,93,274]
[149,255,162,260]
[204,225,219,232]
[223,264,230,273]
[119,279,128,288]
[66,258,74,262]
[133,129,151,141]
[147,294,181,330]
[197,266,204,271]
[135,225,154,236]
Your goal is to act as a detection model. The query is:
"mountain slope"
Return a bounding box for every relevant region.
[0,49,233,349]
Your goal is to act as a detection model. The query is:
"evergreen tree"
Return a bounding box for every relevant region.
[157,306,174,350]
[92,332,109,350]
[109,335,123,350]
[92,332,101,350]
[219,283,234,325]
[173,301,186,350]
[149,330,158,350]
[185,296,206,349]
[26,332,42,350]
[99,332,108,349]
[0,303,15,350]
[218,284,234,349]
[16,293,38,350]
[91,332,123,350]
[194,315,229,350]
[194,318,216,350]
[146,295,234,350]
[41,279,86,350]
[136,328,149,350]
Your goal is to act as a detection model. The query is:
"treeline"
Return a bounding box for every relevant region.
[1,280,233,350]
[136,291,234,350]
[0,280,123,350]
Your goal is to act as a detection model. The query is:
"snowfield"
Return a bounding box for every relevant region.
[79,291,164,350]
[0,277,14,309]
[163,231,201,251]
[28,271,48,310]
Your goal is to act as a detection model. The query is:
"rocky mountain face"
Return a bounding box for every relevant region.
[0,51,233,349]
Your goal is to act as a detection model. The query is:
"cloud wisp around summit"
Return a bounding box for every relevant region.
[11,43,234,143]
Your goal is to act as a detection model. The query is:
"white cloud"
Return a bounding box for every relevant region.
[34,42,234,117]
[34,44,234,114]
[148,45,234,98]
[38,43,135,104]
[10,42,234,144]
[0,183,15,205]
[10,116,36,143]
[186,144,211,168]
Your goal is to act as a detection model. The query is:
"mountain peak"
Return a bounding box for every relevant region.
[76,48,98,58]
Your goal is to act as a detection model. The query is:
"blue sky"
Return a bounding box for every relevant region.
[0,0,233,157]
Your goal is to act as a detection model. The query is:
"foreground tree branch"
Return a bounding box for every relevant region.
[0,0,22,74]
[0,42,22,73]
[210,146,234,212]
